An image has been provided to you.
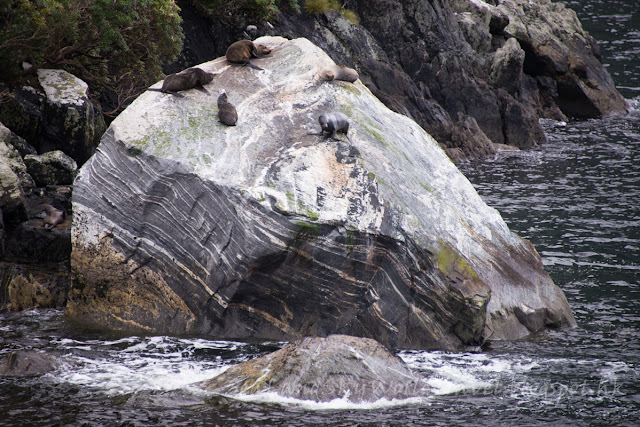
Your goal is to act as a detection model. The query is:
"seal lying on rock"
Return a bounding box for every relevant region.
[217,91,238,126]
[318,64,359,83]
[43,204,66,230]
[309,112,351,142]
[197,335,426,403]
[226,40,271,70]
[147,67,215,97]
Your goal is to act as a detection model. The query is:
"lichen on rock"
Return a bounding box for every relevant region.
[24,150,77,187]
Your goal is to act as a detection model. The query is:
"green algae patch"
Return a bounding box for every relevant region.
[293,221,320,242]
[129,130,172,155]
[304,208,319,221]
[435,240,480,281]
[342,84,362,97]
[363,123,387,146]
[345,229,355,253]
[420,181,436,194]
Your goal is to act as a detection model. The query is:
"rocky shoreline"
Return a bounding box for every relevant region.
[0,0,623,345]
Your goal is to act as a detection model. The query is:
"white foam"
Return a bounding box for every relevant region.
[221,391,430,410]
[57,353,228,395]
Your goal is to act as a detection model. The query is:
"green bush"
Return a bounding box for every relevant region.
[191,0,299,20]
[0,0,183,115]
[304,0,339,14]
[339,7,358,25]
[303,0,358,24]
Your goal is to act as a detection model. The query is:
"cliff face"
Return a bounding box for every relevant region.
[68,37,575,350]
[171,0,627,161]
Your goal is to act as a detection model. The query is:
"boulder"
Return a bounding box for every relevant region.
[2,273,54,311]
[23,150,77,187]
[0,260,71,313]
[0,126,36,192]
[0,121,37,157]
[0,85,45,145]
[36,69,106,165]
[69,37,576,350]
[198,334,426,402]
[0,71,106,166]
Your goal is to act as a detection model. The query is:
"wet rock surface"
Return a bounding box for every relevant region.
[0,350,58,377]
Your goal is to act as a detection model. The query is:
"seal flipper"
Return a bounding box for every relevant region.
[247,60,264,71]
[146,88,185,98]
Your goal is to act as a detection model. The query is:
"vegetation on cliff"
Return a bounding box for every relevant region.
[190,0,299,20]
[0,0,185,115]
[0,0,304,117]
[303,0,358,24]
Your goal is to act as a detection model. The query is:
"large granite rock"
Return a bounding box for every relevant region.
[69,36,575,350]
[198,334,426,402]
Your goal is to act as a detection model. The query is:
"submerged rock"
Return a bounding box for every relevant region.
[0,351,58,377]
[198,335,425,403]
[69,37,575,350]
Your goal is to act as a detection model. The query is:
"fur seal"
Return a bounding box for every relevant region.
[147,67,215,97]
[318,64,359,83]
[309,112,351,142]
[217,91,238,126]
[43,204,66,230]
[226,40,271,70]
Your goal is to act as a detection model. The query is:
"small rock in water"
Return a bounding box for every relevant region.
[197,334,427,403]
[0,351,58,377]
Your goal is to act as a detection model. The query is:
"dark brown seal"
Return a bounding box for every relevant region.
[218,91,238,126]
[43,204,66,229]
[147,67,215,97]
[318,64,359,83]
[226,40,271,70]
[308,112,351,142]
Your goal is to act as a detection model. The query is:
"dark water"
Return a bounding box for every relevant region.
[2,1,640,426]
